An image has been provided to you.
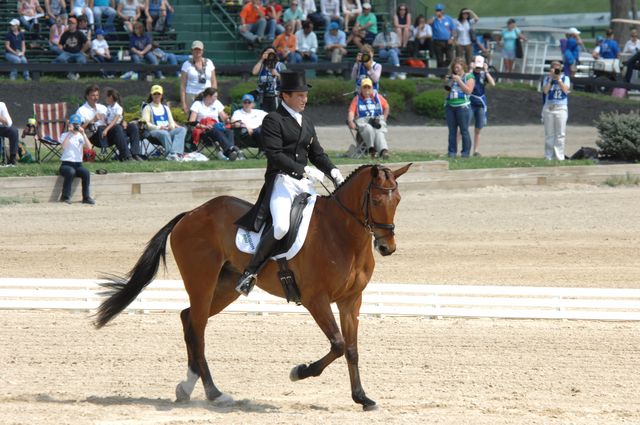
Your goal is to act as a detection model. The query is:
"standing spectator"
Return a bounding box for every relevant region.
[53,16,89,80]
[129,21,164,80]
[373,23,401,79]
[468,55,494,156]
[347,77,390,159]
[294,20,318,63]
[562,27,583,77]
[265,0,284,41]
[145,0,173,32]
[412,14,432,58]
[103,87,143,161]
[59,114,95,205]
[239,0,267,47]
[273,22,296,63]
[231,93,268,152]
[300,0,323,29]
[91,29,116,77]
[598,28,620,59]
[348,2,377,49]
[444,58,475,158]
[142,85,186,160]
[5,19,31,81]
[117,0,142,33]
[92,0,117,32]
[320,0,342,30]
[623,29,640,83]
[541,61,569,161]
[69,0,94,29]
[252,46,285,112]
[455,8,479,66]
[393,3,411,50]
[473,31,491,58]
[342,0,361,33]
[180,40,217,114]
[428,3,455,69]
[501,18,526,73]
[44,0,67,26]
[17,0,44,34]
[351,44,381,92]
[0,101,20,165]
[324,21,347,67]
[48,14,66,54]
[283,0,303,33]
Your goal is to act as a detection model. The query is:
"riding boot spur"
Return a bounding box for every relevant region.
[236,227,279,296]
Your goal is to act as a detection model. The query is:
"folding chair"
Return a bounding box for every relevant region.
[233,127,264,159]
[346,123,368,159]
[91,127,118,162]
[0,137,7,164]
[137,119,166,159]
[33,102,68,162]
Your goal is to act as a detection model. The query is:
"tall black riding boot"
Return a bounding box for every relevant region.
[235,227,279,296]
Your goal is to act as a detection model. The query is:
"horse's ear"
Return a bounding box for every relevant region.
[392,163,412,179]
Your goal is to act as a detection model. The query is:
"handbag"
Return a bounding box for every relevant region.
[515,37,523,59]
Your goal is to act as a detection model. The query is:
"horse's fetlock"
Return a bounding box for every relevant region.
[330,338,345,357]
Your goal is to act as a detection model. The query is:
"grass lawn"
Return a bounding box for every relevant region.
[431,0,611,17]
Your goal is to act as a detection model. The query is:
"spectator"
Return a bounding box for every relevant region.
[501,18,526,73]
[117,0,142,33]
[412,14,432,58]
[597,28,620,59]
[347,77,390,159]
[231,93,268,152]
[591,35,604,59]
[77,14,92,43]
[623,28,640,54]
[541,61,569,161]
[342,0,361,33]
[562,27,583,77]
[393,3,411,49]
[17,0,44,34]
[129,21,164,80]
[52,16,89,81]
[180,40,217,114]
[91,29,116,78]
[624,29,640,83]
[48,14,66,54]
[283,0,303,33]
[70,0,94,29]
[428,3,455,69]
[324,21,347,67]
[351,44,381,92]
[151,42,190,77]
[473,31,491,58]
[373,23,402,79]
[92,0,116,32]
[294,20,318,63]
[252,46,285,112]
[142,85,186,160]
[468,55,494,157]
[189,87,242,161]
[348,2,377,50]
[320,0,342,30]
[273,22,296,63]
[0,101,20,165]
[145,0,173,32]
[300,0,323,29]
[59,113,95,205]
[5,19,31,81]
[455,8,479,66]
[44,0,67,26]
[265,0,284,41]
[444,58,475,158]
[103,87,143,161]
[239,0,267,47]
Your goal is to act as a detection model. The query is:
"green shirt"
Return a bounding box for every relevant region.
[356,13,378,35]
[445,72,475,107]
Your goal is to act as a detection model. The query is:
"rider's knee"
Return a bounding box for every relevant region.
[273,222,289,240]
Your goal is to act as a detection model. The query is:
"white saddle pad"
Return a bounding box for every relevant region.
[235,194,317,260]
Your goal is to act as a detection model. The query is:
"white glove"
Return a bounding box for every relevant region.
[330,168,345,185]
[304,166,325,183]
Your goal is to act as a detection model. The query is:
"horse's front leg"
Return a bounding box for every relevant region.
[289,295,345,381]
[338,295,377,411]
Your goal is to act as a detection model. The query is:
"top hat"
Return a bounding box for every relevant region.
[279,70,312,92]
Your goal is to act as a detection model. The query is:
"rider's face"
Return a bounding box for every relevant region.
[282,91,308,113]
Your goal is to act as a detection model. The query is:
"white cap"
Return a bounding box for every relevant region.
[362,2,371,9]
[568,27,580,35]
[9,18,19,26]
[473,55,485,68]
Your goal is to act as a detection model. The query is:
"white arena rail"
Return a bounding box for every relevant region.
[1,278,640,321]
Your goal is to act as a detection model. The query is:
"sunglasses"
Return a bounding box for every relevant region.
[152,92,162,95]
[242,100,252,103]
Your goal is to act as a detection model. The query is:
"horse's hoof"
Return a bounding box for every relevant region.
[363,403,379,412]
[289,364,302,382]
[212,392,234,405]
[175,383,190,403]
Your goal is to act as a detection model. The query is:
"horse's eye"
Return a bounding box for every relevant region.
[371,199,381,206]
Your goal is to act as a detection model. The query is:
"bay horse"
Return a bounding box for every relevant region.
[95,163,411,411]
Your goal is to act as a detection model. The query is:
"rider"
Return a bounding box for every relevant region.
[234,70,345,296]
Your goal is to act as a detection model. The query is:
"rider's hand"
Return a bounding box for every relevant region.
[330,168,345,185]
[304,166,325,183]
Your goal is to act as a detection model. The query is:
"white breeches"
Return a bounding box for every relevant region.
[270,173,316,240]
[542,104,568,160]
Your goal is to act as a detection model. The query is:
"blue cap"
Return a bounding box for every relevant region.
[596,35,604,42]
[329,22,339,31]
[95,28,105,36]
[435,3,444,11]
[242,93,254,102]
[69,114,82,125]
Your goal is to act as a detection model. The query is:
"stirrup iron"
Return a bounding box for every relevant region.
[235,271,257,296]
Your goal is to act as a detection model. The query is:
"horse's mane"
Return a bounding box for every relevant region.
[320,164,378,198]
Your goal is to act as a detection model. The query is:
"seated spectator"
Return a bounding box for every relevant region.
[0,101,20,165]
[145,0,173,33]
[373,23,402,79]
[180,40,217,114]
[59,113,95,205]
[5,19,31,81]
[351,44,381,92]
[624,29,640,83]
[273,22,296,63]
[151,42,190,77]
[92,0,116,32]
[69,0,94,29]
[623,28,640,54]
[17,0,44,34]
[91,29,116,77]
[300,0,323,29]
[347,2,377,49]
[324,21,347,67]
[321,0,342,30]
[117,0,142,33]
[294,20,318,63]
[252,46,284,112]
[347,77,390,159]
[129,21,164,80]
[103,87,144,161]
[239,0,267,47]
[342,0,361,33]
[48,14,66,54]
[412,14,432,58]
[265,0,284,41]
[44,0,67,27]
[77,84,134,161]
[283,0,303,33]
[77,14,92,42]
[142,84,186,160]
[52,16,89,81]
[394,3,411,49]
[230,93,267,152]
[472,31,491,58]
[189,87,242,160]
[591,35,604,59]
[597,28,620,59]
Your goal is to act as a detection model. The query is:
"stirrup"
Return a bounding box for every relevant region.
[235,271,257,296]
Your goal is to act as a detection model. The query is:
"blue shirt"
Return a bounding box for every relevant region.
[431,15,455,41]
[5,31,24,52]
[324,29,346,48]
[599,39,619,59]
[129,32,152,51]
[473,34,487,56]
[356,94,383,118]
[543,75,570,106]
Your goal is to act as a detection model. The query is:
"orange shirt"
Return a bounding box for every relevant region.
[273,33,297,56]
[349,93,389,116]
[240,2,265,25]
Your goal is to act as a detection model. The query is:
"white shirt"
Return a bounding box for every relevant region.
[413,24,432,40]
[321,0,340,17]
[0,102,13,127]
[373,31,400,49]
[106,102,123,125]
[295,29,318,53]
[456,19,476,46]
[60,131,85,162]
[190,99,225,122]
[281,101,302,126]
[77,102,108,126]
[181,58,216,95]
[300,0,316,18]
[231,107,268,130]
[624,39,640,53]
[91,38,109,56]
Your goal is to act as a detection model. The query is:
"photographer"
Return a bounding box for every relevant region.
[542,61,570,161]
[252,46,286,112]
[444,58,475,158]
[347,77,390,159]
[351,44,381,92]
[59,114,95,205]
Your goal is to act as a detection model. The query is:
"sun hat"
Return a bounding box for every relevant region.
[473,56,485,68]
[242,93,255,102]
[150,85,163,95]
[191,40,204,50]
[360,78,373,88]
[328,21,339,31]
[568,27,580,35]
[9,18,19,26]
[435,3,444,11]
[69,114,82,125]
[362,2,371,9]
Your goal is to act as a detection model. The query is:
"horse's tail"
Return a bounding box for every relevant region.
[94,212,187,329]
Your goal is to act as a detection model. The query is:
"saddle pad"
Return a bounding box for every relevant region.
[235,194,317,260]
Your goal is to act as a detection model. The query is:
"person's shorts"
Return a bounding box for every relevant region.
[502,48,516,60]
[469,105,486,129]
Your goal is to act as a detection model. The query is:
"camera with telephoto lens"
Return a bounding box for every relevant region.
[368,117,381,129]
[73,124,80,131]
[444,75,453,91]
[240,127,249,137]
[360,53,371,63]
[264,52,278,68]
[554,68,561,75]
